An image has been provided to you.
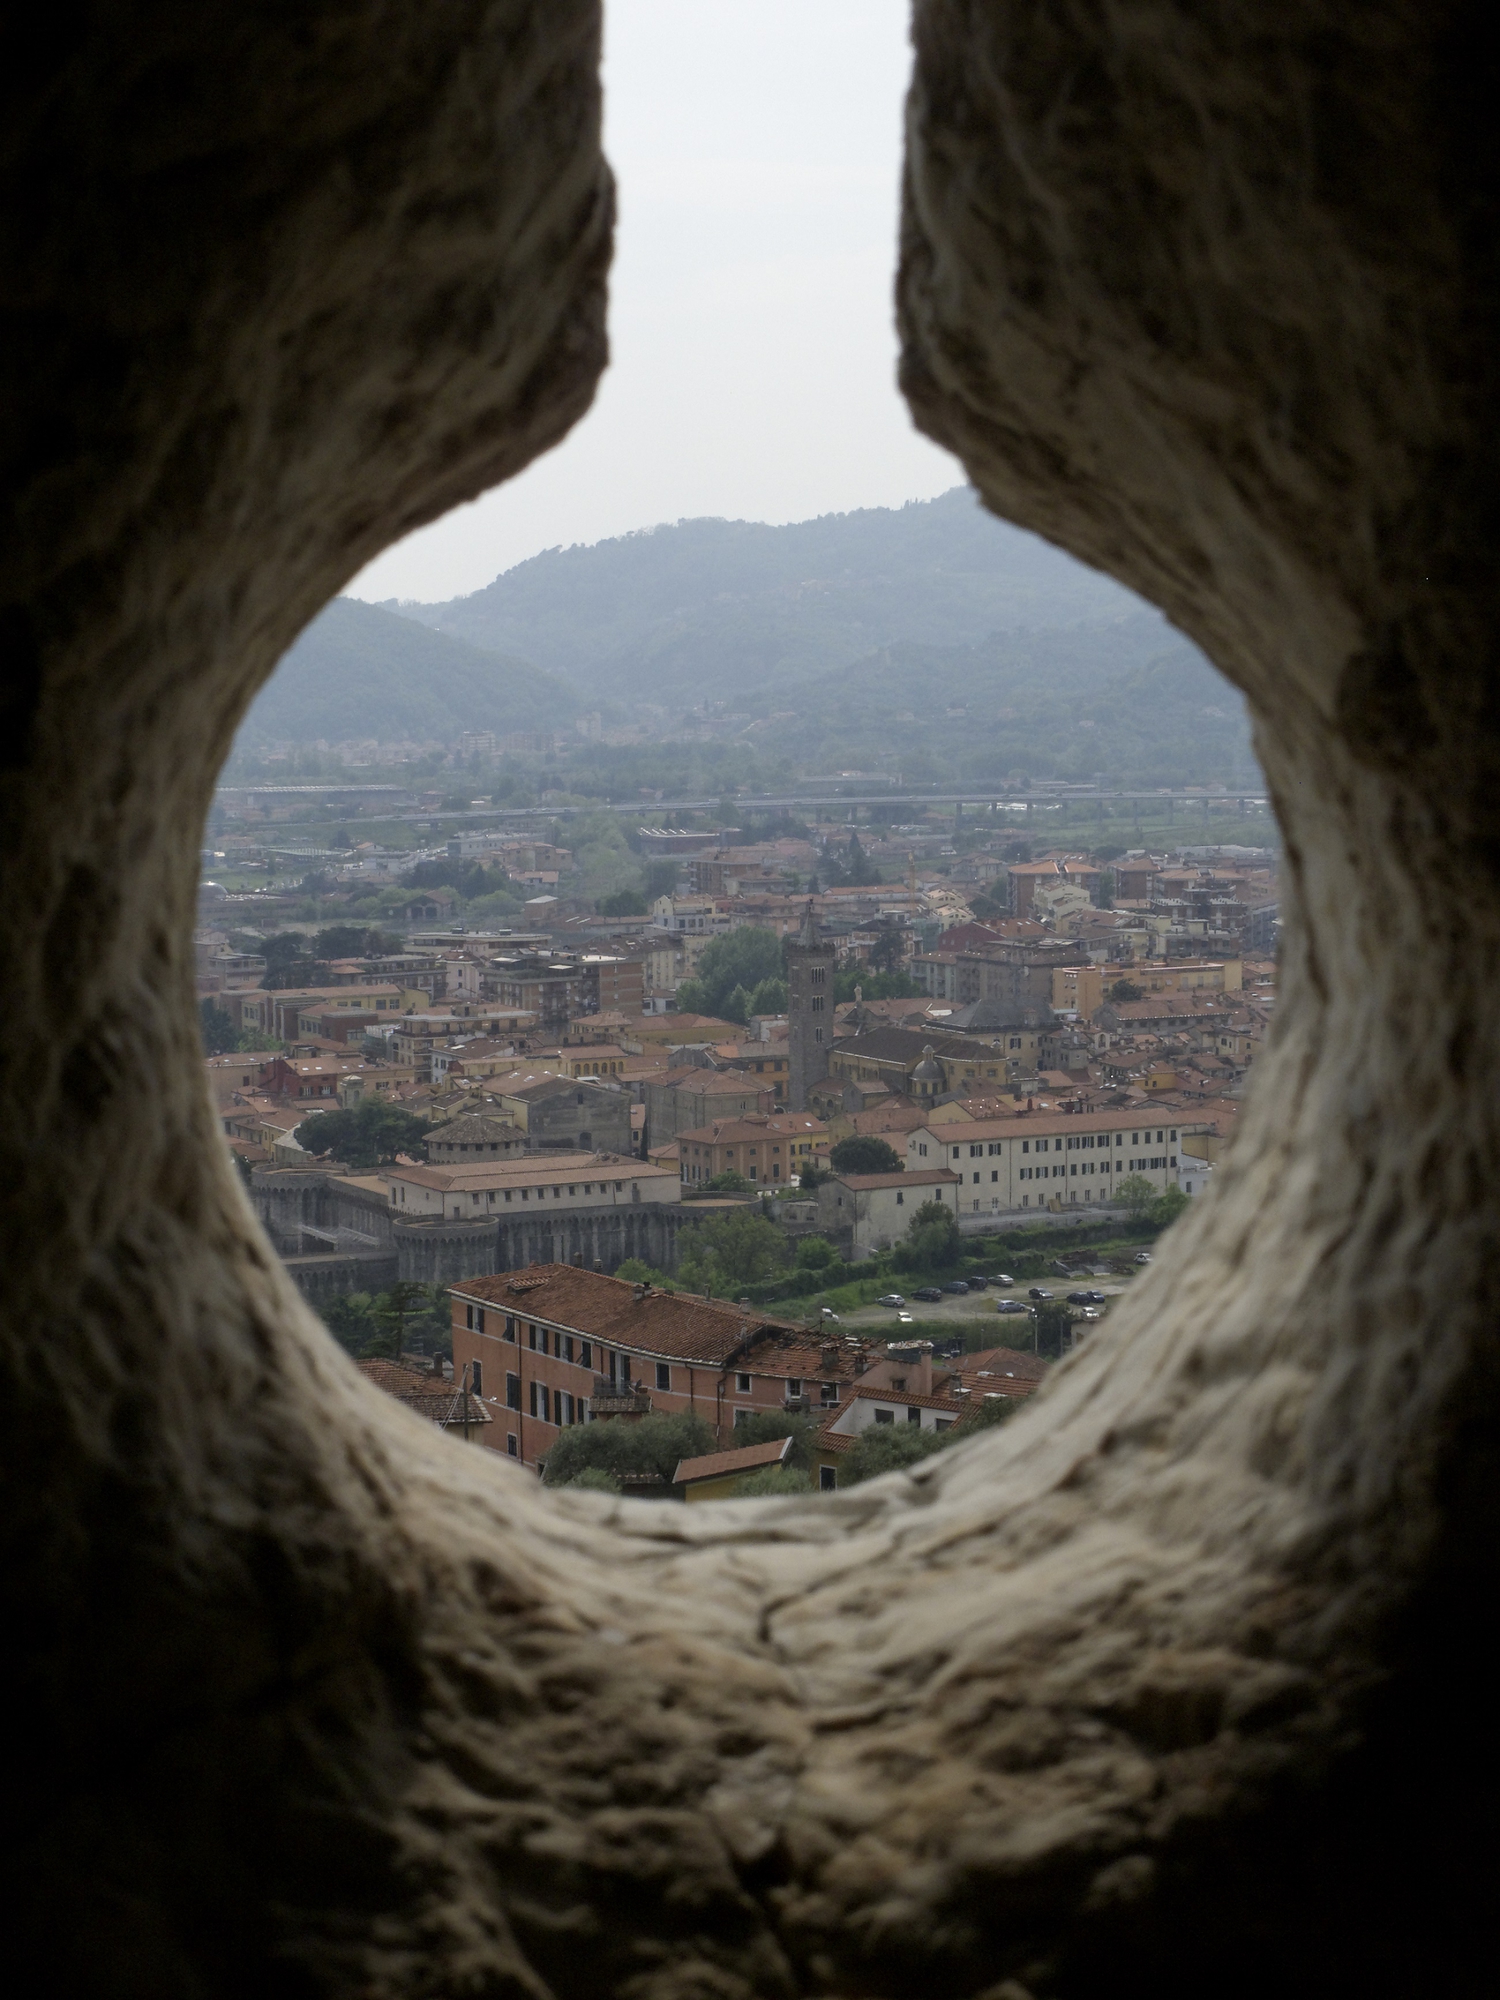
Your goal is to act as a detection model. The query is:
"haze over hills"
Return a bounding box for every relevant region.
[235,489,1259,791]
[386,487,1152,708]
[237,597,573,746]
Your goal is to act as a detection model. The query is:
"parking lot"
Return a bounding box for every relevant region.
[840,1272,1144,1336]
[837,1266,1140,1332]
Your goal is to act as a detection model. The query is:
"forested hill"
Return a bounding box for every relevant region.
[389,487,1148,707]
[237,597,574,746]
[757,620,1258,790]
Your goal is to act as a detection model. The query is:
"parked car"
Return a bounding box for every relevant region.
[1066,1289,1108,1305]
[913,1286,944,1303]
[995,1299,1029,1315]
[1028,1287,1053,1302]
[876,1293,907,1309]
[897,1311,915,1325]
[1133,1252,1152,1265]
[965,1274,988,1289]
[989,1273,1016,1287]
[1079,1307,1103,1321]
[943,1280,970,1295]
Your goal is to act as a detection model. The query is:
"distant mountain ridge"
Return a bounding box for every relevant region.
[237,597,573,746]
[389,487,1150,707]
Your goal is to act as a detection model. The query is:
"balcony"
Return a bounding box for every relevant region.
[591,1377,651,1417]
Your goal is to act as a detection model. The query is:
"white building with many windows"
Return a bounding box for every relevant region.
[906,1109,1203,1216]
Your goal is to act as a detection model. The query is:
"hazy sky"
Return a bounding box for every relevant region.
[347,0,961,605]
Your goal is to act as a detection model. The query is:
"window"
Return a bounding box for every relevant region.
[505,1315,516,1342]
[580,1341,592,1370]
[469,1361,483,1396]
[819,1465,837,1491]
[874,1408,895,1425]
[475,1307,485,1333]
[733,1408,750,1427]
[528,1324,537,1350]
[507,1433,518,1457]
[896,1190,904,1205]
[907,1407,921,1425]
[655,1362,671,1392]
[821,1382,838,1403]
[736,1372,751,1393]
[787,1378,802,1396]
[991,1170,999,1182]
[559,1392,575,1426]
[506,1373,521,1410]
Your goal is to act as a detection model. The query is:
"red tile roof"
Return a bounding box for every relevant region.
[673,1436,793,1486]
[452,1264,863,1370]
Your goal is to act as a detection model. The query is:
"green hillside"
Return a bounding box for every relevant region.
[236,597,573,746]
[744,618,1259,789]
[393,487,1145,705]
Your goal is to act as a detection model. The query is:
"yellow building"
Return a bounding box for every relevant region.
[1050,964,1104,1017]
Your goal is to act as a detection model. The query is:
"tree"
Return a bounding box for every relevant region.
[320,1282,449,1360]
[747,976,788,1016]
[828,831,879,887]
[563,1466,622,1494]
[732,1464,813,1498]
[722,983,753,1025]
[868,920,907,976]
[730,1409,817,1468]
[832,967,923,1003]
[1114,1173,1157,1217]
[313,924,390,958]
[296,1099,430,1168]
[1150,1184,1190,1228]
[373,1281,431,1357]
[840,1423,948,1485]
[674,1208,788,1294]
[794,1236,840,1275]
[890,1198,962,1273]
[1109,977,1143,1002]
[540,1410,715,1488]
[829,1135,904,1176]
[613,1257,671,1287]
[957,1392,1019,1433]
[674,929,784,1021]
[703,1169,751,1193]
[198,1000,237,1055]
[1032,1301,1075,1360]
[597,889,647,917]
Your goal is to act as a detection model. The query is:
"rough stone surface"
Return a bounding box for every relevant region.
[2,3,1496,1996]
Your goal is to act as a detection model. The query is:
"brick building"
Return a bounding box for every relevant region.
[448,1265,876,1470]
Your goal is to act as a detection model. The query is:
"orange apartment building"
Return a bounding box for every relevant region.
[449,1264,876,1471]
[675,1113,829,1187]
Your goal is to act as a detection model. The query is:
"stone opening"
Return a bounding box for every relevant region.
[3,3,1496,1995]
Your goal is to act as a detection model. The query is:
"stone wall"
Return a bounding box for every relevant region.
[7,3,1500,1994]
[255,1168,691,1296]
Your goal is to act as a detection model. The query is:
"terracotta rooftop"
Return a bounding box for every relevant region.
[451,1264,868,1371]
[358,1357,493,1428]
[672,1436,793,1486]
[386,1154,671,1191]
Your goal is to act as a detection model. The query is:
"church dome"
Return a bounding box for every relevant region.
[912,1044,943,1093]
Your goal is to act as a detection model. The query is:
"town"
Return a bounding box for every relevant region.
[201,807,1276,1497]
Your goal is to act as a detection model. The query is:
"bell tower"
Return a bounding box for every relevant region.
[786,902,835,1112]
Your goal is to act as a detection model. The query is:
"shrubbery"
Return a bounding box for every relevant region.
[541,1410,715,1489]
[296,1099,431,1168]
